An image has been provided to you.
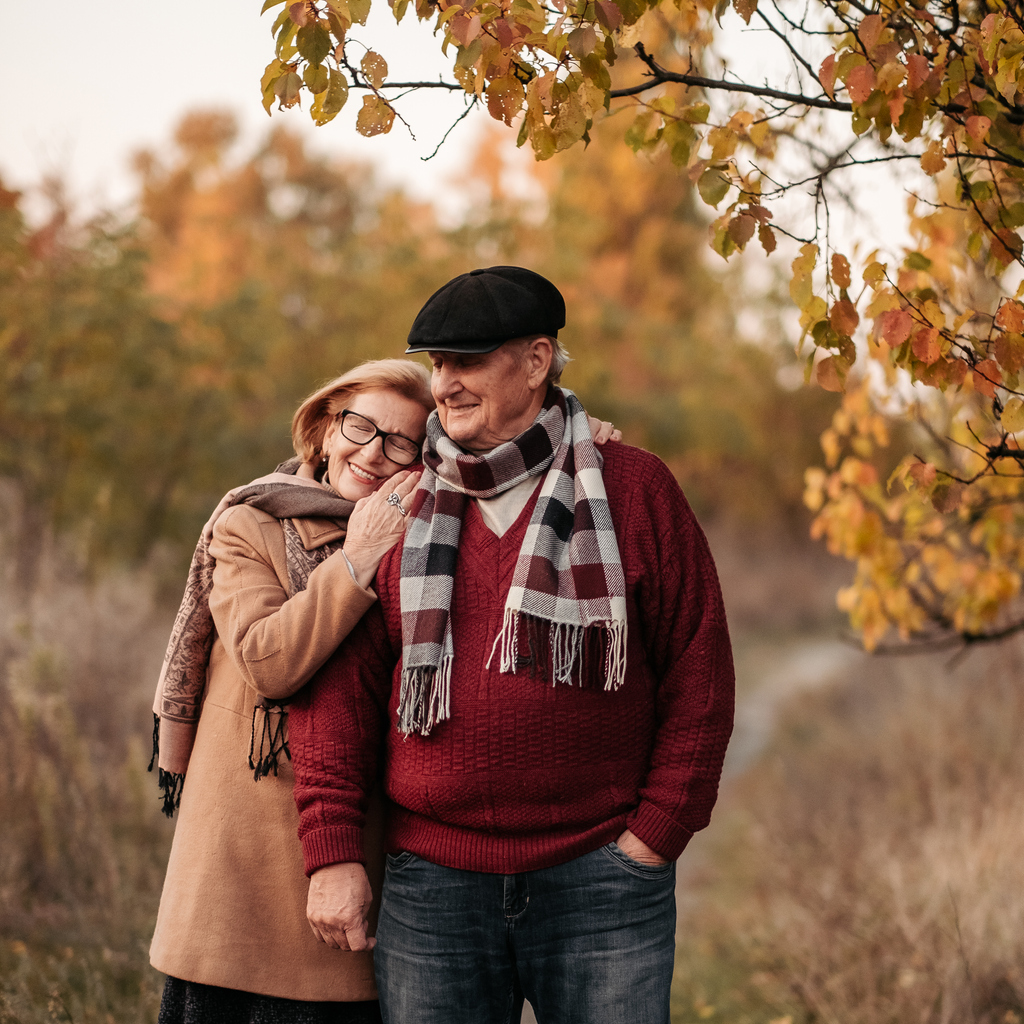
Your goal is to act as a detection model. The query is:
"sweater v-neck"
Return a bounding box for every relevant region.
[458,486,542,595]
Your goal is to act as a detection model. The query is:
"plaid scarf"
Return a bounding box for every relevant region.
[397,387,627,737]
[149,460,353,814]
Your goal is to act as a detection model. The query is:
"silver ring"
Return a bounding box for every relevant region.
[386,492,409,516]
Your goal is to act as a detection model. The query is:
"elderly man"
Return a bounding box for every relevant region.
[290,266,734,1024]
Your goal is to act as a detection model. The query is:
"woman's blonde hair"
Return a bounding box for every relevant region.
[291,358,433,464]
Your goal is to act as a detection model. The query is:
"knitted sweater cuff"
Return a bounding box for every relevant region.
[627,801,694,862]
[300,826,365,875]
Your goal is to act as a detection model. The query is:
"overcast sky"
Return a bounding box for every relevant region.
[1,0,499,220]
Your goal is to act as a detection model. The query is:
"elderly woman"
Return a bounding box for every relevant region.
[149,359,432,1024]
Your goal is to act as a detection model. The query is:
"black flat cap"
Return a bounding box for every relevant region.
[406,266,566,354]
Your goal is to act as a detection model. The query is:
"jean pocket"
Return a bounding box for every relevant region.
[385,850,418,872]
[601,841,675,880]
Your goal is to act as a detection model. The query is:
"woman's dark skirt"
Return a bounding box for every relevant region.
[157,977,383,1024]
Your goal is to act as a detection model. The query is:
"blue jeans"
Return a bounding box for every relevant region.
[374,844,676,1024]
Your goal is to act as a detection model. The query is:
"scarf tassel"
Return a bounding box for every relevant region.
[157,769,185,818]
[249,700,291,781]
[491,609,628,691]
[397,660,452,738]
[147,712,185,818]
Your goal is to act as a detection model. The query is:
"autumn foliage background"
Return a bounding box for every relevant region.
[2,98,1024,1021]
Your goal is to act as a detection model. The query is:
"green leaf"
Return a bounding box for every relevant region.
[304,63,329,93]
[624,111,656,153]
[455,38,483,70]
[662,120,697,166]
[1002,396,1024,433]
[970,179,996,203]
[262,0,287,12]
[698,168,731,208]
[349,0,371,24]
[276,19,298,59]
[905,251,932,271]
[297,22,332,64]
[681,102,710,124]
[312,68,349,125]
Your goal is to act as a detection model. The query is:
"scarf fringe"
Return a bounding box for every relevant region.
[489,609,628,691]
[157,769,184,818]
[249,700,292,781]
[397,659,452,737]
[147,713,184,818]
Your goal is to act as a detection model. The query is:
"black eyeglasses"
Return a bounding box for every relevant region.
[338,410,421,466]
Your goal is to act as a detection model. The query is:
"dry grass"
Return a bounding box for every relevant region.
[0,519,174,1024]
[673,641,1024,1024]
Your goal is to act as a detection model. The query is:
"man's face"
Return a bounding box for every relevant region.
[429,340,549,452]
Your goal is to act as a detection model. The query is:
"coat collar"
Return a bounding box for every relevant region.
[292,517,347,550]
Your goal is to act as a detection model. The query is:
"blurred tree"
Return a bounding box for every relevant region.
[0,110,830,589]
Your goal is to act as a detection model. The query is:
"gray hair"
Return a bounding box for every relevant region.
[510,335,572,384]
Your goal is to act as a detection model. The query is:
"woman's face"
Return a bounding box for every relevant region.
[322,388,429,502]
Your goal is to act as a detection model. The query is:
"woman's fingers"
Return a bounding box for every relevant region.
[393,469,422,499]
[379,469,421,499]
[586,414,619,446]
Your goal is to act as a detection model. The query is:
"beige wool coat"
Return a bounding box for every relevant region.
[150,503,385,1002]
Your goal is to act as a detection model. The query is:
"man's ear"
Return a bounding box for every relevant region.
[524,336,554,390]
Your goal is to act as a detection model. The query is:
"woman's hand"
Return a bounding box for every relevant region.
[343,469,422,589]
[587,415,622,445]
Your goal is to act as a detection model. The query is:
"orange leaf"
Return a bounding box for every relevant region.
[847,64,877,104]
[992,230,1024,268]
[972,358,1000,398]
[859,14,883,53]
[994,332,1024,373]
[831,253,851,288]
[819,53,836,99]
[906,53,929,92]
[816,356,845,392]
[995,301,1024,333]
[486,76,524,126]
[493,17,514,48]
[920,143,946,174]
[908,462,937,488]
[878,308,913,347]
[888,88,906,123]
[931,482,964,514]
[966,115,992,143]
[911,327,941,365]
[831,299,860,336]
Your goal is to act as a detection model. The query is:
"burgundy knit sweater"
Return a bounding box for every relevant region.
[291,442,734,874]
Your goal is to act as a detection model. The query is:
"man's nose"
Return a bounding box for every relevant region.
[433,366,462,400]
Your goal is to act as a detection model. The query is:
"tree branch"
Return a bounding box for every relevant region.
[609,43,853,111]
